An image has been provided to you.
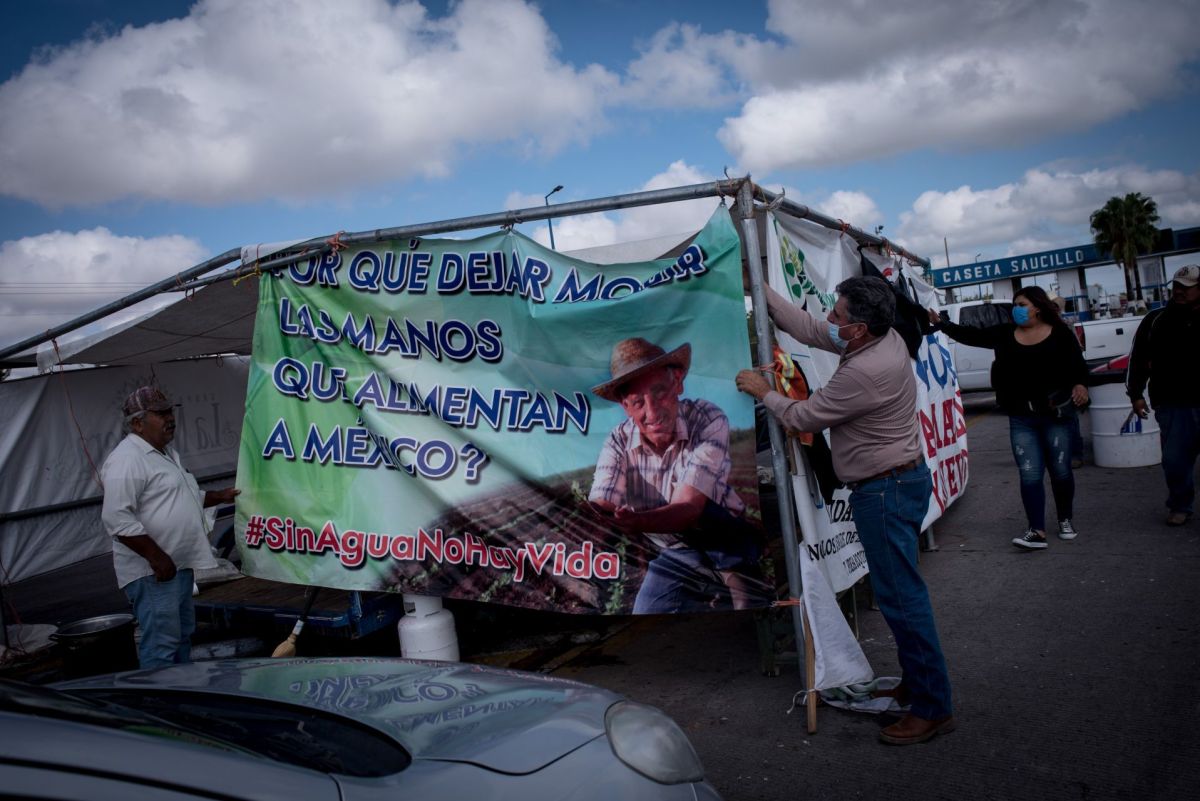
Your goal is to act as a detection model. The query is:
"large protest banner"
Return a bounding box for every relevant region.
[765,210,968,689]
[235,207,770,615]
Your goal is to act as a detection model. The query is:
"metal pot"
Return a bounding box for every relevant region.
[51,613,135,643]
[51,613,138,677]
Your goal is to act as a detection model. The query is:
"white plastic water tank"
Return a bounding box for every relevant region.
[398,594,459,661]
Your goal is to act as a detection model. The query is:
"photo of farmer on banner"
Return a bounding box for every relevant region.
[586,337,771,613]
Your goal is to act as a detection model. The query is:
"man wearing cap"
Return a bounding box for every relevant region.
[735,275,954,745]
[100,386,240,668]
[1127,264,1200,526]
[588,337,770,614]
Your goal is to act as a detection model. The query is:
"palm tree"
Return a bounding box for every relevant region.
[1089,193,1160,302]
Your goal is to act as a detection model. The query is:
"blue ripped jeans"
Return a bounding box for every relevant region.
[1008,415,1075,532]
[848,463,953,720]
[124,568,195,669]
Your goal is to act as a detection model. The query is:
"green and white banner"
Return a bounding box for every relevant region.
[235,207,768,614]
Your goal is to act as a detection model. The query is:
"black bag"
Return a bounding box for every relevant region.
[1045,389,1075,419]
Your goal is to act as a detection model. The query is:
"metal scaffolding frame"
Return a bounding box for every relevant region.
[0,177,929,718]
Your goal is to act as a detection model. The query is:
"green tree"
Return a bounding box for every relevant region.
[1089,192,1160,302]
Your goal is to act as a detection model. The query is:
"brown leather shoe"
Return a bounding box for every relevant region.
[1166,511,1191,526]
[879,713,956,745]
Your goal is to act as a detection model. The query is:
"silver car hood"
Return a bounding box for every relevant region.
[57,657,614,774]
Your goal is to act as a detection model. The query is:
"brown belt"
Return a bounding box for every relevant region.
[849,458,922,488]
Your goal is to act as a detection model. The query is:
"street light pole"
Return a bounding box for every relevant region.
[544,185,563,250]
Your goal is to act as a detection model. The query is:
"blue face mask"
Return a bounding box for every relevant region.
[828,322,850,350]
[1012,306,1030,325]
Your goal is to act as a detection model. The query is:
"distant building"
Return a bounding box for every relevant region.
[934,225,1200,320]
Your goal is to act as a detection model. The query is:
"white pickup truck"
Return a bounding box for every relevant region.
[1073,316,1137,366]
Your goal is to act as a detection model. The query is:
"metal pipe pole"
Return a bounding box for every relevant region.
[0,247,242,363]
[182,178,745,291]
[736,180,808,675]
[757,186,930,268]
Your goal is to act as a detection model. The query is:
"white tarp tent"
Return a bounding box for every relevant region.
[0,358,249,583]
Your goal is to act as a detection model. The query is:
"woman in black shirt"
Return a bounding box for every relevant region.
[930,286,1089,550]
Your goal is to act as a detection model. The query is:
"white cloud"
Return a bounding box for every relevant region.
[812,190,882,232]
[617,0,1200,172]
[543,213,621,251]
[620,23,749,108]
[503,191,547,211]
[0,228,207,346]
[896,164,1200,263]
[0,0,617,207]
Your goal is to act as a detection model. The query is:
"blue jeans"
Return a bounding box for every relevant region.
[634,547,729,613]
[124,568,195,669]
[1156,405,1200,515]
[1008,415,1075,532]
[849,463,953,720]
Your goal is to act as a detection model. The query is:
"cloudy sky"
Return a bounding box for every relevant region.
[2,0,1198,346]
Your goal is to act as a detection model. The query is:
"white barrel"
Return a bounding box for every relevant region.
[398,594,459,661]
[1089,383,1160,468]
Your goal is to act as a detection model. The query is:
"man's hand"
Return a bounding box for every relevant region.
[582,499,615,522]
[204,487,241,507]
[119,534,177,582]
[735,369,772,400]
[611,505,648,534]
[583,500,638,532]
[1132,398,1150,419]
[150,551,178,582]
[1071,384,1089,407]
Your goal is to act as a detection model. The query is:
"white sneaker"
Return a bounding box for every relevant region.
[1057,520,1078,540]
[1012,529,1048,550]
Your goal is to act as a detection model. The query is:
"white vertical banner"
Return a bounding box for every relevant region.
[861,249,970,528]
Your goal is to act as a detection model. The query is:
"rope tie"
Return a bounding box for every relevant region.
[837,219,851,238]
[231,261,262,288]
[326,230,348,253]
[765,187,786,212]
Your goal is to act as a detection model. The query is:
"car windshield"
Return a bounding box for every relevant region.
[1,678,248,756]
[1,680,410,778]
[72,688,411,777]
